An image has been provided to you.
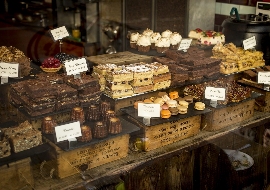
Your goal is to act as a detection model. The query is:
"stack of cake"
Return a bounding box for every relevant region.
[0,46,32,77]
[212,42,265,74]
[2,120,42,153]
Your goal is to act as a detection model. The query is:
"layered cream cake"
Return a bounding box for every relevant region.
[188,28,225,45]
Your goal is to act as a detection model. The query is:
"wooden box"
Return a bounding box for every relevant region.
[127,115,201,151]
[45,134,130,179]
[0,157,34,190]
[201,99,255,131]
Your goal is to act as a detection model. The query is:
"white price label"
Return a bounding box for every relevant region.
[243,36,256,50]
[258,71,270,84]
[0,62,19,77]
[55,121,81,142]
[178,38,192,50]
[138,103,160,118]
[50,26,69,41]
[205,87,226,100]
[64,58,88,75]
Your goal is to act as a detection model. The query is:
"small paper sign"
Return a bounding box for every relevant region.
[0,62,19,77]
[178,38,192,50]
[258,71,270,84]
[243,36,256,50]
[1,76,8,84]
[205,87,226,100]
[55,121,81,142]
[50,26,69,41]
[64,58,88,75]
[138,103,160,118]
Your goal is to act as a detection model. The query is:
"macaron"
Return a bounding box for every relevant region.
[178,100,189,108]
[154,97,165,106]
[166,99,178,108]
[158,91,168,97]
[194,102,205,110]
[161,109,171,119]
[143,99,153,104]
[169,91,179,100]
[162,95,170,102]
[184,95,193,103]
[161,103,169,110]
[178,105,188,114]
[169,107,179,115]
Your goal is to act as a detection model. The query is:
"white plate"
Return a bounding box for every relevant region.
[223,149,254,171]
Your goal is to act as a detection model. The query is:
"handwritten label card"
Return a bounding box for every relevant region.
[178,38,192,50]
[55,121,81,142]
[0,62,19,77]
[258,71,270,84]
[50,26,70,41]
[64,58,88,75]
[138,103,160,118]
[243,36,256,50]
[205,87,226,100]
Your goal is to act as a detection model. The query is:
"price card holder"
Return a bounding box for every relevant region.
[68,137,78,149]
[64,58,88,76]
[49,26,70,42]
[54,121,82,143]
[264,84,270,91]
[0,62,19,84]
[138,103,160,125]
[243,36,256,50]
[205,87,226,108]
[178,38,192,51]
[1,76,8,84]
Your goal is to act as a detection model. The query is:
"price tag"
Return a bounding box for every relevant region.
[178,38,192,50]
[50,26,70,41]
[55,121,81,142]
[0,62,19,78]
[243,36,256,50]
[205,87,226,100]
[64,58,88,75]
[258,71,270,84]
[138,103,160,118]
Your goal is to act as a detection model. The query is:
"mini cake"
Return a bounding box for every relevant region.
[108,117,122,134]
[169,32,182,49]
[161,30,172,38]
[155,37,170,53]
[154,98,165,106]
[104,110,116,127]
[77,125,92,142]
[87,104,100,121]
[161,109,171,119]
[137,34,151,52]
[199,30,225,45]
[71,106,85,124]
[42,116,57,134]
[194,102,205,110]
[150,32,161,49]
[0,138,11,158]
[161,103,169,110]
[100,101,111,118]
[142,28,154,37]
[178,100,189,108]
[130,32,140,49]
[184,95,193,103]
[143,98,153,104]
[188,28,203,39]
[93,121,108,139]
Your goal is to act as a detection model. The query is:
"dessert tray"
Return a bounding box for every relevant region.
[223,149,254,171]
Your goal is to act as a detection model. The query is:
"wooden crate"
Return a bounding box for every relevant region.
[129,115,201,151]
[201,99,255,131]
[0,157,34,190]
[45,134,130,179]
[101,91,161,116]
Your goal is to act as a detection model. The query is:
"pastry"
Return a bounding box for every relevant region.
[137,34,151,52]
[169,91,179,100]
[169,32,182,49]
[161,109,171,119]
[77,125,92,142]
[108,117,122,134]
[161,103,169,110]
[156,37,170,53]
[178,105,188,114]
[169,107,179,115]
[134,101,144,109]
[130,32,140,49]
[93,121,108,139]
[142,28,154,37]
[144,99,153,104]
[150,32,161,49]
[194,102,205,110]
[178,100,189,108]
[166,99,178,107]
[184,95,193,103]
[161,30,172,38]
[154,98,165,106]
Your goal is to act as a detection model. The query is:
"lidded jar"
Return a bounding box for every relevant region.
[71,106,85,124]
[42,116,57,134]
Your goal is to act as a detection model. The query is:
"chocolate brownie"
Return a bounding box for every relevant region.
[0,138,11,158]
[65,74,99,90]
[56,96,79,111]
[243,70,257,81]
[79,91,102,107]
[78,85,101,96]
[36,72,65,84]
[55,83,78,98]
[24,80,58,98]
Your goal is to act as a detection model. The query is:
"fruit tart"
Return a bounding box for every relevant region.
[40,57,63,72]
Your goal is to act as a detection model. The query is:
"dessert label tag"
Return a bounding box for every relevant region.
[178,38,192,50]
[1,76,8,84]
[258,71,270,84]
[243,36,256,50]
[205,87,226,100]
[0,62,19,77]
[55,121,82,142]
[50,26,70,41]
[138,103,160,118]
[64,58,88,75]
